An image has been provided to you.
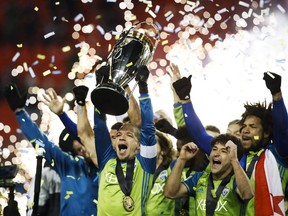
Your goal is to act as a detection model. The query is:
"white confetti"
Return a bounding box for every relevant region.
[74,13,84,22]
[166,14,174,22]
[96,25,105,35]
[194,6,204,13]
[52,70,62,74]
[12,52,20,62]
[75,41,85,48]
[148,10,156,18]
[277,4,286,13]
[217,8,228,14]
[44,32,55,39]
[28,67,36,78]
[267,72,275,79]
[32,60,39,66]
[154,5,160,14]
[239,1,250,8]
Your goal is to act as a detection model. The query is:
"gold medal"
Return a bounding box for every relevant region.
[123,195,135,212]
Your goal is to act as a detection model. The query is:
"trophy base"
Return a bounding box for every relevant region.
[91,83,129,116]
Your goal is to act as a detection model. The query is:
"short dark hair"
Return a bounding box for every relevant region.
[58,128,78,156]
[227,119,241,127]
[211,133,243,159]
[111,122,123,131]
[119,122,141,142]
[205,125,220,134]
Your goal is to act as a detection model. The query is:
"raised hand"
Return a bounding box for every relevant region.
[179,142,199,161]
[263,71,281,95]
[225,140,238,161]
[155,118,177,137]
[136,65,150,94]
[168,63,181,85]
[73,85,89,106]
[41,88,65,115]
[135,65,150,83]
[4,83,27,112]
[172,75,192,101]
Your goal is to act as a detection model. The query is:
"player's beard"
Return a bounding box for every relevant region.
[243,137,267,154]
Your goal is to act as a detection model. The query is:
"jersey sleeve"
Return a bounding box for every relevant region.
[182,171,203,197]
[173,102,185,127]
[138,93,157,174]
[271,98,288,162]
[182,101,212,154]
[93,108,115,171]
[58,112,78,138]
[15,110,83,176]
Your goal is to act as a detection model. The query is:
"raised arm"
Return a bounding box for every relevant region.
[125,85,141,128]
[73,85,98,168]
[42,88,78,137]
[164,142,199,199]
[172,74,212,154]
[263,71,288,160]
[225,141,254,200]
[136,66,157,174]
[4,83,77,174]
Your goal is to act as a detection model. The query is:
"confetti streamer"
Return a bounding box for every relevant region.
[23,62,28,71]
[52,70,62,74]
[194,6,205,13]
[37,54,46,60]
[32,60,39,66]
[239,1,250,8]
[166,14,174,22]
[74,13,84,22]
[62,46,71,52]
[277,4,286,13]
[12,52,20,62]
[154,5,160,14]
[96,25,105,35]
[148,10,156,18]
[43,70,51,76]
[28,67,36,78]
[44,32,55,39]
[51,55,55,63]
[217,8,228,14]
[75,41,85,48]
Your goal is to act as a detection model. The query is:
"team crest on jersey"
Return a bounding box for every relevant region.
[221,186,230,198]
[158,170,168,182]
[196,187,204,193]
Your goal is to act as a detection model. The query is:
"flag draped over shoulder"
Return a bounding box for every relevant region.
[255,149,285,216]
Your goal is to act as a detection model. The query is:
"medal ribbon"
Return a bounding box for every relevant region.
[206,171,233,216]
[116,158,135,196]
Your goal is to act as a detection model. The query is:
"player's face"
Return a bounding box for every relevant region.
[72,140,91,162]
[110,129,118,148]
[209,143,232,180]
[115,124,140,161]
[226,123,241,140]
[240,115,267,153]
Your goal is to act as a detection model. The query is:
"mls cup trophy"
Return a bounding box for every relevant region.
[91,21,159,115]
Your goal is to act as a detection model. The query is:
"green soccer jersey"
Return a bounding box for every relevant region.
[146,167,174,216]
[184,170,242,216]
[98,157,153,216]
